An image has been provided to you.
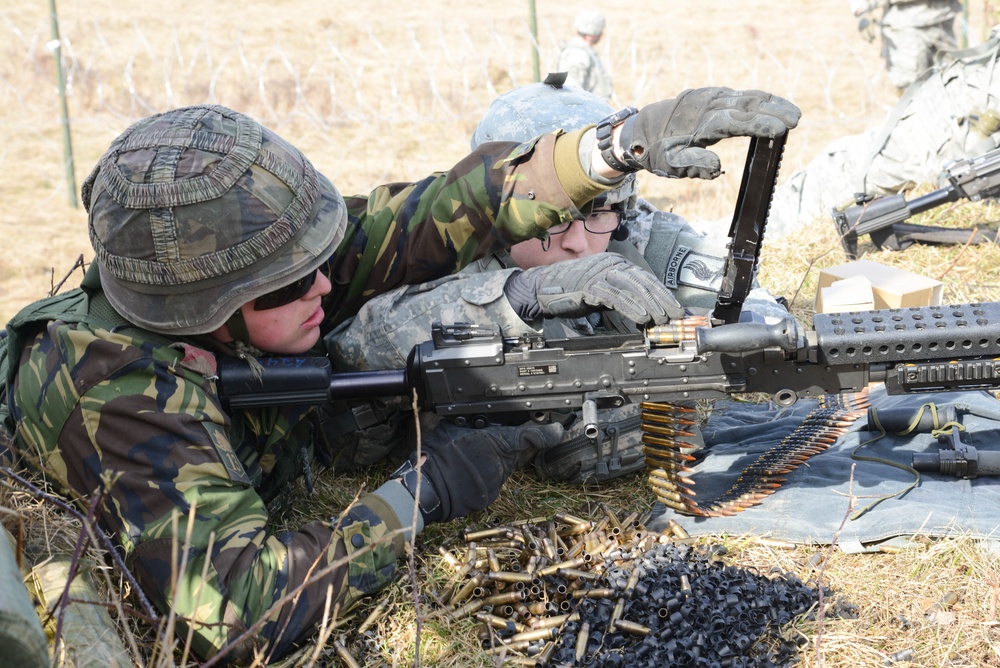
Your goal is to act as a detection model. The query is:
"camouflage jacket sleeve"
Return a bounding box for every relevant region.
[10,322,405,663]
[326,263,539,371]
[321,129,607,325]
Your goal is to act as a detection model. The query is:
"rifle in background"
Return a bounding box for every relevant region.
[832,146,1000,259]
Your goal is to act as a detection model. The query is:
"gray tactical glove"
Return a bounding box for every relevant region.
[618,87,801,179]
[504,252,685,326]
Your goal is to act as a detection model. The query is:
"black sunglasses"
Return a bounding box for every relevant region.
[253,270,318,311]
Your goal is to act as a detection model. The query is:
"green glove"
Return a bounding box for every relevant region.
[619,87,801,179]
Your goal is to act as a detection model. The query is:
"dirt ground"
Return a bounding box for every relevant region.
[6,0,985,323]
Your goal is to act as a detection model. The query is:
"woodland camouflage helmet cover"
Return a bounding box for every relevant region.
[81,104,345,335]
[470,76,636,207]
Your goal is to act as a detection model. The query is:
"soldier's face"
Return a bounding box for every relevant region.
[242,269,332,354]
[509,208,616,268]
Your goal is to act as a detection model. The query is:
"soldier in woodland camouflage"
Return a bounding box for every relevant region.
[3,90,798,664]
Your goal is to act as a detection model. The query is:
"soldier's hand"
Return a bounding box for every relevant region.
[391,421,565,524]
[504,252,686,325]
[617,87,801,180]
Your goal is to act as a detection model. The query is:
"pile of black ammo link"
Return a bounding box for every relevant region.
[426,508,857,668]
[546,540,833,667]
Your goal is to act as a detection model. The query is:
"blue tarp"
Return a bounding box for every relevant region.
[652,386,1000,549]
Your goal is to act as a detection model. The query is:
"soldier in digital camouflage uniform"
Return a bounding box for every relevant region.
[326,78,793,484]
[851,0,962,91]
[2,92,799,664]
[768,24,1000,240]
[557,10,614,100]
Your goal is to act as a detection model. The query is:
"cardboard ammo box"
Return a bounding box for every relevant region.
[814,259,944,314]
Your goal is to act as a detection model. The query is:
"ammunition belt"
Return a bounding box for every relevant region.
[644,390,871,517]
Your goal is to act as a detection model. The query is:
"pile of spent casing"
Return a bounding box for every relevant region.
[430,504,837,667]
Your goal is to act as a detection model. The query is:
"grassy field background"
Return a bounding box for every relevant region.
[2,1,1000,666]
[1,0,969,323]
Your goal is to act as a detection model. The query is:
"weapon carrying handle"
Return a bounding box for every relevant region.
[695,319,798,354]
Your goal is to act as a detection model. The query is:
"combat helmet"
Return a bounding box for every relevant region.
[81,104,345,335]
[470,74,636,209]
[574,10,605,37]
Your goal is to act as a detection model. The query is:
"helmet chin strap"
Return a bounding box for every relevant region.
[225,308,265,366]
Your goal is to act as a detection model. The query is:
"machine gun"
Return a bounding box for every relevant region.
[217,303,1000,438]
[831,146,1000,259]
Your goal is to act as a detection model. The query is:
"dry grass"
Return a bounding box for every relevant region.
[3,0,1000,666]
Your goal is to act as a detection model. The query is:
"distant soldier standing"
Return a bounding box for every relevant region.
[558,10,614,100]
[852,0,962,91]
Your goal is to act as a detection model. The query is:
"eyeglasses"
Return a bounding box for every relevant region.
[253,270,318,311]
[547,210,622,236]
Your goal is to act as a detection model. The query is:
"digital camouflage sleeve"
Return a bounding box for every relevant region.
[8,128,611,663]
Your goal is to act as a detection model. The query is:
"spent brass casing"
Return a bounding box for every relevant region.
[463,526,513,542]
[487,548,501,574]
[614,619,652,636]
[484,590,526,606]
[559,521,594,538]
[450,571,485,607]
[575,621,591,663]
[507,626,558,644]
[624,569,641,597]
[538,555,588,577]
[333,640,362,668]
[554,512,588,526]
[356,595,392,636]
[438,546,461,570]
[541,537,557,560]
[537,641,556,665]
[475,612,527,634]
[666,519,690,540]
[527,600,553,616]
[558,567,599,581]
[572,587,616,600]
[488,639,532,653]
[486,570,536,584]
[529,611,579,630]
[610,598,625,627]
[447,598,485,620]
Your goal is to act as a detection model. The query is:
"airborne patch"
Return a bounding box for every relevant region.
[664,246,725,292]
